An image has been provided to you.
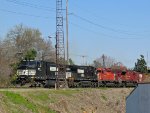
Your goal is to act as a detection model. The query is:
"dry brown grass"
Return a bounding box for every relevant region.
[0,88,133,113]
[48,88,133,113]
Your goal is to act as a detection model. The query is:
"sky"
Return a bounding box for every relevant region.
[0,0,150,68]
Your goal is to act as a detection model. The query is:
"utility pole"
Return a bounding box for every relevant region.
[70,53,88,65]
[147,52,149,69]
[56,0,68,88]
[66,0,69,64]
[102,54,105,68]
[81,55,87,65]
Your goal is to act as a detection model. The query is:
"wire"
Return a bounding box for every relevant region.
[69,21,145,39]
[5,0,55,12]
[71,3,149,34]
[0,1,147,39]
[0,8,146,40]
[0,8,55,19]
[71,3,108,21]
[72,13,143,36]
[71,3,127,26]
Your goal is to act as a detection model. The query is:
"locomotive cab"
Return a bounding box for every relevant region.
[16,60,46,86]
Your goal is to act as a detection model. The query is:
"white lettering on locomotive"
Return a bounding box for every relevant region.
[17,69,36,76]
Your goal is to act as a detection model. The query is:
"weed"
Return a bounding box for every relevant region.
[101,94,107,101]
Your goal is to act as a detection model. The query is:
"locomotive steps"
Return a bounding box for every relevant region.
[0,88,133,113]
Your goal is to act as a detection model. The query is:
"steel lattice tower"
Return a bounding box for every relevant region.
[56,0,67,88]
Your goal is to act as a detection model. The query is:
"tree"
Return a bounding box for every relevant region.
[93,60,102,68]
[93,54,116,68]
[111,62,127,71]
[69,58,75,65]
[134,55,147,73]
[3,24,55,61]
[24,49,37,60]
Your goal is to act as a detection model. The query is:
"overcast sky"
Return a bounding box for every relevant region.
[0,0,150,67]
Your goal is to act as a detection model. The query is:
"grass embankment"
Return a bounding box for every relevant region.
[0,88,81,113]
[0,88,132,113]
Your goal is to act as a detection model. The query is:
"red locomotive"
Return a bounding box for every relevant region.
[96,68,143,87]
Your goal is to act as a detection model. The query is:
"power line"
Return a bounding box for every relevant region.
[0,8,146,40]
[5,0,55,12]
[71,3,150,35]
[72,13,142,36]
[0,8,55,19]
[0,1,147,40]
[3,0,146,37]
[69,21,145,39]
[71,3,129,27]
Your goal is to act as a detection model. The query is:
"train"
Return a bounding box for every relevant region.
[15,60,144,88]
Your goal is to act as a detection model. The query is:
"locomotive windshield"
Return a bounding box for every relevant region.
[18,60,38,69]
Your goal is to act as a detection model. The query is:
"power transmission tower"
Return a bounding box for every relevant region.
[55,0,68,88]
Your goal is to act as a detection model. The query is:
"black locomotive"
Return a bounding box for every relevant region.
[16,60,97,88]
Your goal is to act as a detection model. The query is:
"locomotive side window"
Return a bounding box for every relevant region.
[28,61,36,67]
[121,71,126,75]
[71,67,77,72]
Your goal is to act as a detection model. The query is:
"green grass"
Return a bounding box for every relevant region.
[52,89,81,96]
[26,91,57,104]
[0,91,57,113]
